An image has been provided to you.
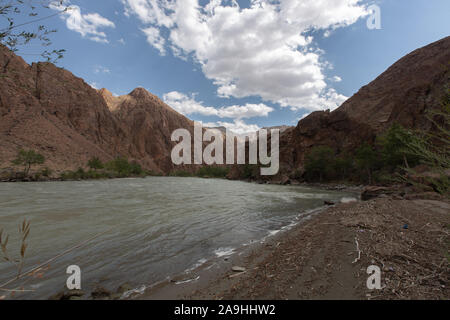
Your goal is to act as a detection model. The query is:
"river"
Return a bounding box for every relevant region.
[0,177,357,299]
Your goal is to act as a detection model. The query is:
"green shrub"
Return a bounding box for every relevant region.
[354,143,378,184]
[169,170,193,177]
[241,164,259,180]
[87,157,104,170]
[377,123,421,170]
[146,170,163,176]
[105,157,129,175]
[129,162,144,175]
[41,167,52,177]
[11,149,45,176]
[304,146,335,182]
[333,154,354,181]
[196,166,229,178]
[104,157,143,176]
[60,171,76,181]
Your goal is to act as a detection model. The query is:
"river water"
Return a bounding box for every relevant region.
[0,177,356,299]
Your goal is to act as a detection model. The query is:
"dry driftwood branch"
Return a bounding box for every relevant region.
[352,237,361,264]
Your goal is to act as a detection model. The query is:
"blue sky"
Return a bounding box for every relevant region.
[10,0,450,133]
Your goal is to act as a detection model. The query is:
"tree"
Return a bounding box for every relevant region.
[87,157,103,171]
[403,89,450,170]
[355,143,378,184]
[377,123,420,170]
[12,149,45,176]
[397,89,450,195]
[333,154,354,180]
[0,0,68,62]
[304,146,334,182]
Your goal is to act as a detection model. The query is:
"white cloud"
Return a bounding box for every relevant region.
[122,0,175,27]
[94,65,111,74]
[163,91,266,135]
[89,82,99,89]
[163,91,269,134]
[163,91,219,116]
[203,120,261,135]
[163,91,273,119]
[142,27,166,55]
[332,76,343,82]
[122,0,368,111]
[51,2,115,43]
[118,38,126,45]
[217,103,273,119]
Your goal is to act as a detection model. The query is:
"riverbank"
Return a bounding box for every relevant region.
[136,194,449,300]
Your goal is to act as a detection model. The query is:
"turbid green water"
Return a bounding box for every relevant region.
[0,177,357,299]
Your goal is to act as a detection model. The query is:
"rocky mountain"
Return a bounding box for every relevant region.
[98,87,197,173]
[274,36,450,179]
[262,125,293,134]
[0,44,195,174]
[1,36,448,179]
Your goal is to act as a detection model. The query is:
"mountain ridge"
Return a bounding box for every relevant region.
[0,45,195,174]
[228,36,450,181]
[1,36,449,178]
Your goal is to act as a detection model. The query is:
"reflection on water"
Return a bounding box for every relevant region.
[0,177,355,299]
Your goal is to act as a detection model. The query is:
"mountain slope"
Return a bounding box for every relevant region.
[277,36,450,176]
[98,87,196,173]
[0,44,194,174]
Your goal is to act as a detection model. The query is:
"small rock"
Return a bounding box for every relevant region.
[110,293,123,300]
[91,286,111,300]
[361,186,396,201]
[48,292,65,300]
[117,283,133,294]
[280,176,291,185]
[232,266,246,272]
[49,289,85,300]
[324,200,335,206]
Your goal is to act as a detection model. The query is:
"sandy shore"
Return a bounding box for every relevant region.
[138,196,449,300]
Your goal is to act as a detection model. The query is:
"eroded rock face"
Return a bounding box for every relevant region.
[99,87,196,173]
[0,44,195,174]
[277,36,450,176]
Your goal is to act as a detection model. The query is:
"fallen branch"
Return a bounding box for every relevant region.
[352,237,361,264]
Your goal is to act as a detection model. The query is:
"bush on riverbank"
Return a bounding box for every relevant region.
[60,157,146,181]
[168,166,230,179]
[196,166,229,178]
[168,170,193,177]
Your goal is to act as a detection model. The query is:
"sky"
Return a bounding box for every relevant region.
[9,0,450,134]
